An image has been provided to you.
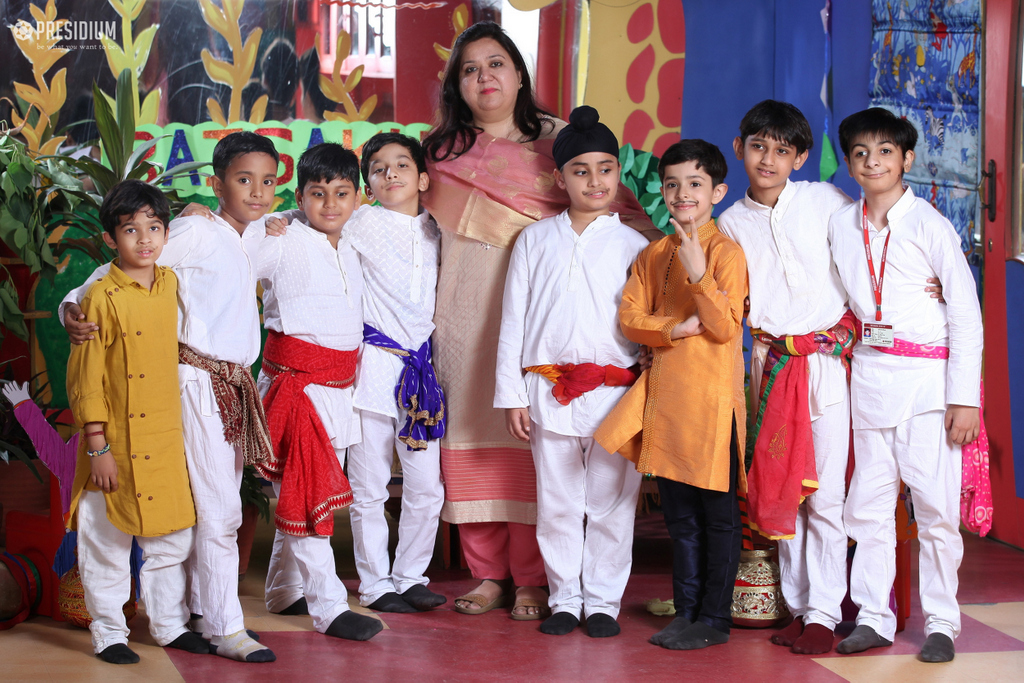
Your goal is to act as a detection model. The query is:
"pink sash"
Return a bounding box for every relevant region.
[866,335,992,536]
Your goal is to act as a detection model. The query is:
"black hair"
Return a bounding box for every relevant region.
[299,48,336,119]
[422,21,554,162]
[738,100,815,155]
[359,132,427,185]
[261,38,299,106]
[838,107,918,159]
[212,131,280,178]
[99,179,171,238]
[658,139,729,186]
[297,143,360,191]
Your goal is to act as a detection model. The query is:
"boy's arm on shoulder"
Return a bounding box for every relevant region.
[159,214,204,268]
[66,290,114,426]
[58,262,111,327]
[931,218,983,408]
[618,248,683,348]
[688,239,747,343]
[255,228,285,282]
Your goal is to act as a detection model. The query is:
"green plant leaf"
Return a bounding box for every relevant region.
[115,69,136,176]
[92,80,122,174]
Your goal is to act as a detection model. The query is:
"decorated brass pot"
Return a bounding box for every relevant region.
[731,548,788,628]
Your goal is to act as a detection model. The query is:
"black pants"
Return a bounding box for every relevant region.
[657,417,742,634]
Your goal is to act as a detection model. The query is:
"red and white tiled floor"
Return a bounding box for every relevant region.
[3,507,1023,682]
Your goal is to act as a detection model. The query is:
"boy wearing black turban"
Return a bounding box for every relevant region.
[494,106,649,638]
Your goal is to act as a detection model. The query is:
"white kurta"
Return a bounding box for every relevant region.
[718,180,853,630]
[494,211,647,618]
[62,212,267,638]
[342,205,444,606]
[494,211,649,436]
[829,186,983,641]
[256,219,364,631]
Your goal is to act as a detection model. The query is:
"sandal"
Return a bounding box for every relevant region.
[453,579,511,615]
[510,586,551,621]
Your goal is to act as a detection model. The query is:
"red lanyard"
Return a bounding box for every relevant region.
[862,202,891,322]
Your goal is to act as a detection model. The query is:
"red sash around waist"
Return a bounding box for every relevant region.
[525,363,639,406]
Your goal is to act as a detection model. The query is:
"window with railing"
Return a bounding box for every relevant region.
[319,0,396,79]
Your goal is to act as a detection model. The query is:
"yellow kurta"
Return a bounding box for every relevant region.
[66,263,195,537]
[595,220,748,493]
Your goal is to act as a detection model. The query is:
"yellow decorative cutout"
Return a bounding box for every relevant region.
[199,0,267,125]
[317,31,377,123]
[8,0,69,154]
[433,3,469,79]
[100,0,161,125]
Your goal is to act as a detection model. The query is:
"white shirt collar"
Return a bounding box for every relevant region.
[555,210,620,236]
[742,178,795,214]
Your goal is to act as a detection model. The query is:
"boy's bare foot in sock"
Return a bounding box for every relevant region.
[660,621,729,650]
[401,584,447,611]
[539,611,579,635]
[167,631,211,654]
[585,613,620,638]
[367,592,417,613]
[771,616,803,646]
[650,616,690,646]
[209,630,276,663]
[272,597,309,615]
[791,623,835,654]
[836,625,892,654]
[919,633,955,663]
[325,610,384,641]
[98,643,139,664]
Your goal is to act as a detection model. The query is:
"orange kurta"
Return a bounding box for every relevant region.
[595,220,748,493]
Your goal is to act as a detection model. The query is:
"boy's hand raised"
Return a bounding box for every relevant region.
[673,216,707,284]
[64,303,98,344]
[177,202,215,220]
[265,216,289,237]
[505,408,531,442]
[945,404,980,445]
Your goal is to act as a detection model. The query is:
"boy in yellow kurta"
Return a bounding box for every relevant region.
[66,180,201,665]
[596,140,748,650]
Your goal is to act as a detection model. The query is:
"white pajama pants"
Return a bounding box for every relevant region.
[531,424,642,619]
[77,490,193,653]
[180,367,246,637]
[777,393,851,630]
[347,409,444,606]
[845,409,963,641]
[264,447,351,632]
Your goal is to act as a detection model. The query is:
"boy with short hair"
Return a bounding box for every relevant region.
[66,180,203,664]
[496,106,649,638]
[62,131,280,663]
[716,100,855,655]
[596,139,748,650]
[256,142,384,641]
[829,107,982,664]
[343,132,447,613]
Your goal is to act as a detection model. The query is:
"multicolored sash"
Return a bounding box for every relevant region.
[745,310,858,539]
[525,363,639,405]
[854,327,992,537]
[258,331,356,536]
[363,324,447,451]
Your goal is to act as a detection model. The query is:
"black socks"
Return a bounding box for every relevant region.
[167,631,210,654]
[98,643,139,664]
[659,621,729,650]
[919,633,955,663]
[585,613,621,638]
[368,592,417,613]
[650,616,691,646]
[836,625,893,654]
[540,611,580,636]
[400,584,447,611]
[325,611,384,641]
[273,597,309,616]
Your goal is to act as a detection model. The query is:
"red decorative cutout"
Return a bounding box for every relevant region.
[134,131,157,182]
[202,128,244,140]
[623,109,654,149]
[658,0,686,55]
[627,3,654,44]
[657,58,685,128]
[652,132,682,158]
[627,45,656,105]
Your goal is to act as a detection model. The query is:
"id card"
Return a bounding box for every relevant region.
[862,323,895,348]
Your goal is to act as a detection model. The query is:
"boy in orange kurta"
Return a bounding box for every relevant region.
[596,140,747,650]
